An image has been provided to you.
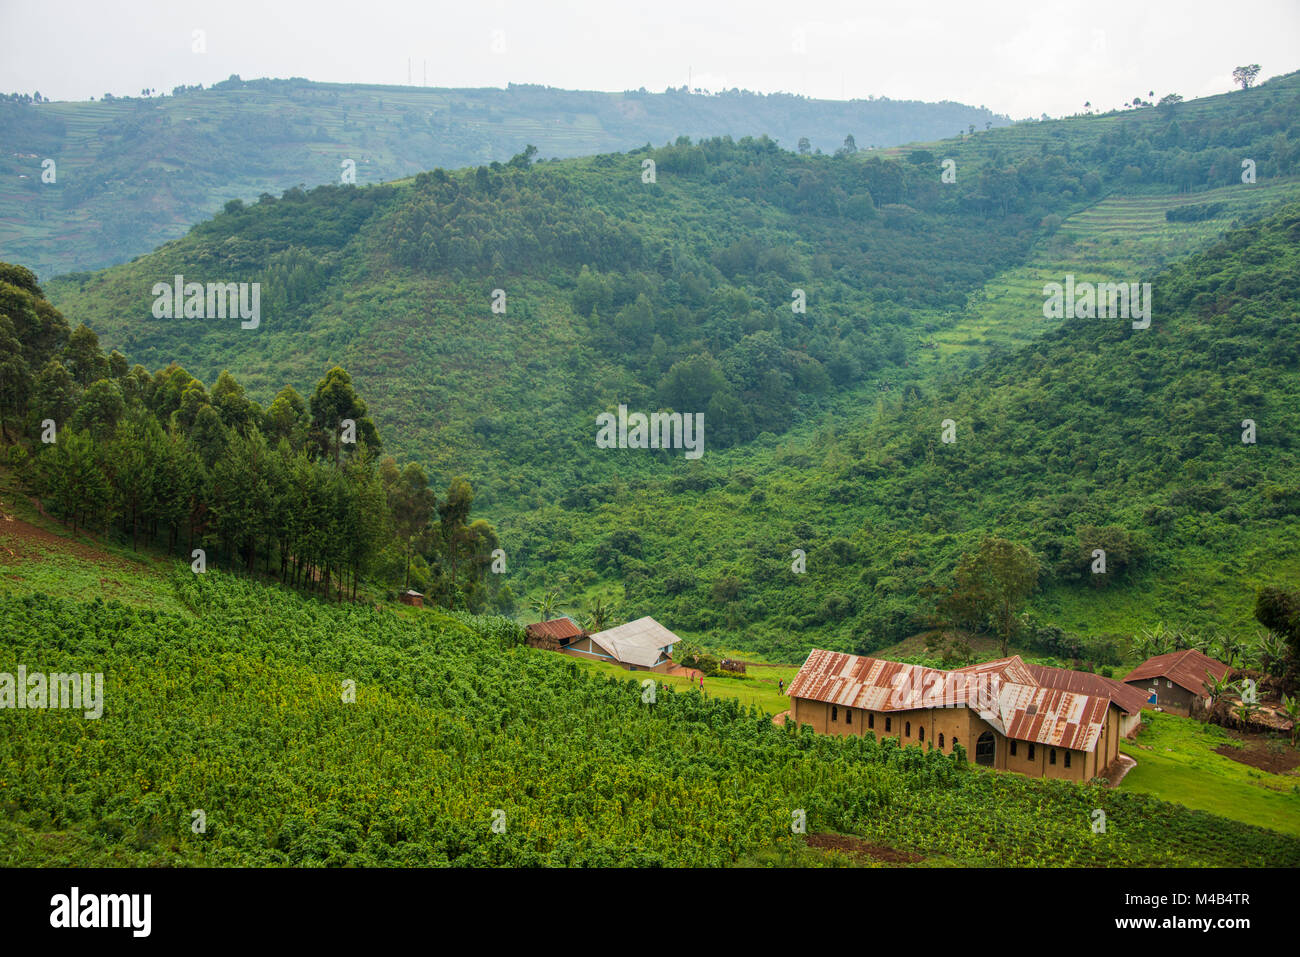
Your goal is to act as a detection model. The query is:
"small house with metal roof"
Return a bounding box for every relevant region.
[565,617,681,673]
[1122,649,1231,716]
[524,616,586,651]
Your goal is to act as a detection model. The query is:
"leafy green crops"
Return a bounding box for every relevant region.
[2,571,1296,866]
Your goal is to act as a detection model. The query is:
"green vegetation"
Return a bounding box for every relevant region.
[496,204,1300,661]
[553,652,791,715]
[32,71,1300,663]
[0,264,508,612]
[2,569,1296,866]
[0,470,184,615]
[1120,712,1300,837]
[0,78,1006,278]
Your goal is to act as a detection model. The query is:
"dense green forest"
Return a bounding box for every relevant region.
[2,571,1296,866]
[36,71,1300,660]
[0,262,507,610]
[0,77,1007,277]
[521,203,1299,659]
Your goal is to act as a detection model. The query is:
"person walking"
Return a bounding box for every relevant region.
[778,678,784,695]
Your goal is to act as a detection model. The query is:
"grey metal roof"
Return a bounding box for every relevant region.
[587,616,680,668]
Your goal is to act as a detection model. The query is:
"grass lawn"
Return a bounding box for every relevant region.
[543,650,794,715]
[1120,711,1300,838]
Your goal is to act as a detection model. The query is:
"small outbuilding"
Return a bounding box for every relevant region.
[1123,649,1231,716]
[399,590,424,608]
[524,616,586,651]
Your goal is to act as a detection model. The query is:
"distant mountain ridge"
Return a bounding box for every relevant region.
[0,76,1007,277]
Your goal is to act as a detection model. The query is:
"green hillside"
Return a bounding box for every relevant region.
[2,554,1296,867]
[0,77,1007,278]
[513,203,1300,660]
[31,71,1300,662]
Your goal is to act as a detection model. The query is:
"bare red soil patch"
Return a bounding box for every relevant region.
[0,514,139,570]
[1213,732,1300,775]
[806,832,924,865]
[663,663,703,681]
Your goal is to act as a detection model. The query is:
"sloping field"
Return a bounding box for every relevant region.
[921,177,1300,364]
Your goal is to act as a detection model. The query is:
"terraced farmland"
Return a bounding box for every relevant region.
[920,177,1300,366]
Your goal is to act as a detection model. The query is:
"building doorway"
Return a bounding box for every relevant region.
[975,731,996,767]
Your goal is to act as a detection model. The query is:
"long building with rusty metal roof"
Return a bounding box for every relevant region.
[786,649,1133,781]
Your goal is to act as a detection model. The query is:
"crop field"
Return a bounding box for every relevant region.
[922,177,1300,365]
[2,564,1298,867]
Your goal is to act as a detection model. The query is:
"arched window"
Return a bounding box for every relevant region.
[1064,751,1072,768]
[1049,748,1057,765]
[904,721,911,737]
[845,709,851,725]
[918,726,925,742]
[831,705,838,722]
[952,737,958,749]
[868,712,875,729]
[1010,740,1018,757]
[884,716,892,732]
[939,733,945,749]
[1028,743,1035,761]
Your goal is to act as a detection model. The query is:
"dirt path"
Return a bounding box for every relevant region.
[664,663,703,681]
[1102,753,1137,788]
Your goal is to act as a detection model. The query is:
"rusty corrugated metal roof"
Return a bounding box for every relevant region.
[1026,663,1149,716]
[785,650,955,712]
[788,649,1115,751]
[953,655,1038,686]
[999,684,1109,751]
[1123,649,1230,696]
[525,617,585,640]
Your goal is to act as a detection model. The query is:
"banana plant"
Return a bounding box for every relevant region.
[1282,694,1300,747]
[1232,696,1258,731]
[1257,629,1287,677]
[1139,622,1175,657]
[584,596,616,632]
[529,589,561,622]
[1204,670,1236,708]
[1216,633,1246,667]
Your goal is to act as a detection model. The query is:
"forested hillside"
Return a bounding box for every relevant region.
[0,262,510,614]
[0,77,1006,277]
[34,72,1300,659]
[511,204,1300,660]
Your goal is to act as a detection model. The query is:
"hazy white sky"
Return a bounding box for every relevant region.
[2,0,1296,117]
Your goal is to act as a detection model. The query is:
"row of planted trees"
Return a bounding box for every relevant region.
[0,260,507,611]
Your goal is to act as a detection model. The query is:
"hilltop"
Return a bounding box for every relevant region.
[0,77,1006,277]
